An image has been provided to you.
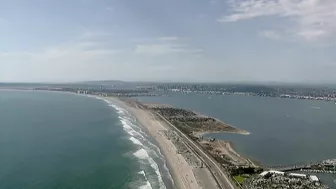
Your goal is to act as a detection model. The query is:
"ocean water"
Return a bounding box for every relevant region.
[0,90,173,189]
[137,93,336,188]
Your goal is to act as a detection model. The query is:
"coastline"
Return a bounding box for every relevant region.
[103,96,204,189]
[191,111,250,136]
[0,89,245,188]
[225,141,260,167]
[2,89,335,188]
[3,89,335,188]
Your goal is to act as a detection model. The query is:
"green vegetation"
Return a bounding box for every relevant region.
[233,175,246,184]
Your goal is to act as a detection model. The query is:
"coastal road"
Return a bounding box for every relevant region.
[154,113,237,189]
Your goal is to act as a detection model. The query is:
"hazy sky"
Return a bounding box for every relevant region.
[0,0,335,83]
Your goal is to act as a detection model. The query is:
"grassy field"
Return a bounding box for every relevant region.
[233,175,246,184]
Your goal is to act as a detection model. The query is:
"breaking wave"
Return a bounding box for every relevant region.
[138,170,153,189]
[133,149,166,189]
[130,136,143,146]
[94,97,171,189]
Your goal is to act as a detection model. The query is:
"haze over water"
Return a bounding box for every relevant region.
[137,93,336,188]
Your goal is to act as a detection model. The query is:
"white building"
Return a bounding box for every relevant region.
[309,175,319,182]
[260,170,285,176]
[289,173,306,178]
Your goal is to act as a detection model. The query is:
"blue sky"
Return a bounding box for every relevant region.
[0,0,335,83]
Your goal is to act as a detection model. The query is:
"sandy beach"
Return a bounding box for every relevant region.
[83,94,240,188]
[103,97,219,189]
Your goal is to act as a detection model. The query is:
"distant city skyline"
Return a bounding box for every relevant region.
[0,0,335,83]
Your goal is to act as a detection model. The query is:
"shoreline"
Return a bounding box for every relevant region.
[101,97,175,189]
[0,89,248,188]
[1,89,179,188]
[225,141,260,167]
[2,89,334,188]
[141,100,250,136]
[190,111,250,136]
[103,96,204,189]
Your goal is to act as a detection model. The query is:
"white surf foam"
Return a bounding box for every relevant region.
[118,114,172,188]
[143,144,174,185]
[130,136,143,146]
[119,114,170,186]
[138,170,146,177]
[94,96,103,100]
[119,117,150,141]
[139,182,153,189]
[120,118,145,138]
[133,149,149,160]
[93,97,170,189]
[134,149,166,189]
[138,170,153,189]
[120,116,142,130]
[111,105,125,114]
[109,105,148,138]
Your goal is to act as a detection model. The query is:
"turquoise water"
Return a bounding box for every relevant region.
[0,91,173,189]
[137,93,336,188]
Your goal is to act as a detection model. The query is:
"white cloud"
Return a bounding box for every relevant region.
[131,36,181,43]
[219,0,336,41]
[0,42,121,77]
[37,41,118,59]
[296,29,327,41]
[78,31,112,40]
[0,52,34,58]
[134,43,202,56]
[0,32,203,82]
[134,44,174,56]
[259,30,281,39]
[133,37,202,56]
[0,39,121,82]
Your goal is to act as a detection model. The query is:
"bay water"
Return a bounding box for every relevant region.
[0,90,173,189]
[137,93,336,188]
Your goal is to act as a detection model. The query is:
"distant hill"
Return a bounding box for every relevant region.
[76,80,128,86]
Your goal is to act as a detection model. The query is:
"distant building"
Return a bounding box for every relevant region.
[260,170,320,181]
[289,173,307,178]
[77,90,88,94]
[260,170,284,176]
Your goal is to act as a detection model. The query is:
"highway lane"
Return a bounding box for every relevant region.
[154,112,237,189]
